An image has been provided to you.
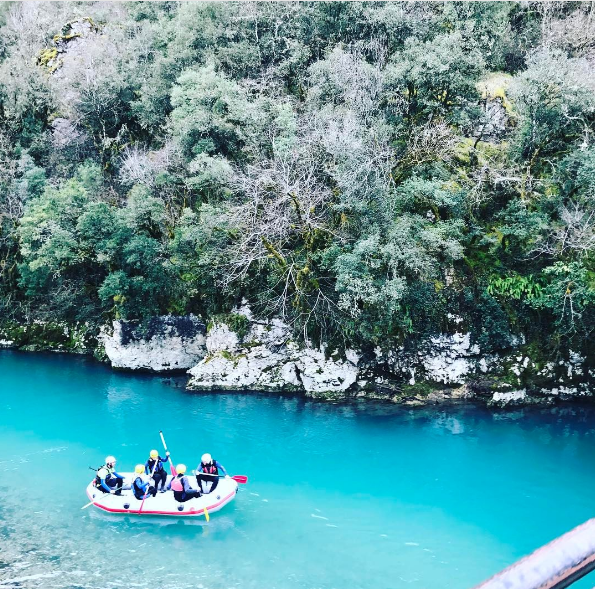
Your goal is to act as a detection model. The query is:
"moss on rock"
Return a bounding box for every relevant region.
[208,313,250,339]
[0,321,99,354]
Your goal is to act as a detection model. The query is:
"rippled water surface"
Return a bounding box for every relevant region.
[1,350,595,589]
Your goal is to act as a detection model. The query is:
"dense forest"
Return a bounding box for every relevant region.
[0,1,593,357]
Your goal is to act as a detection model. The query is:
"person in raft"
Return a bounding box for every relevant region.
[166,464,201,502]
[132,464,157,500]
[145,449,170,493]
[95,455,124,495]
[195,453,229,494]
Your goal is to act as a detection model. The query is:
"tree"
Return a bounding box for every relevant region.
[510,48,595,174]
[384,31,485,124]
[222,125,339,333]
[170,64,259,162]
[0,0,593,357]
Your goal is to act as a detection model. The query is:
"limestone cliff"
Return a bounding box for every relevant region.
[2,311,592,406]
[100,315,206,372]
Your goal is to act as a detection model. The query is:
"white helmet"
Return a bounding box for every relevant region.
[105,455,116,465]
[201,453,212,464]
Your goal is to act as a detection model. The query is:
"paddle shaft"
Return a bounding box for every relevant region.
[138,458,160,514]
[196,473,248,484]
[81,489,118,509]
[159,430,177,476]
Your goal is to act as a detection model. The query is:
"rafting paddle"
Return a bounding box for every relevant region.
[81,486,121,510]
[212,474,248,483]
[200,473,248,484]
[230,475,248,484]
[198,473,248,483]
[159,430,177,476]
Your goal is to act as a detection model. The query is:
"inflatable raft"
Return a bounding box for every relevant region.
[85,473,238,517]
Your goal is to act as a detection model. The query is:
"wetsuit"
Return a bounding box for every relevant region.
[95,464,124,495]
[132,475,157,500]
[196,459,227,494]
[166,474,201,502]
[145,455,169,491]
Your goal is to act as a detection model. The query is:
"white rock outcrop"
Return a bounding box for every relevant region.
[384,332,483,385]
[187,313,593,404]
[95,308,593,404]
[422,333,480,384]
[491,389,527,406]
[187,316,358,396]
[101,315,206,372]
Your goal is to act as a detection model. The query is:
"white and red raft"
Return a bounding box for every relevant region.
[85,473,238,517]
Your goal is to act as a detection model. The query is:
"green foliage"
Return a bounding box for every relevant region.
[385,31,485,123]
[0,2,593,358]
[487,274,542,301]
[209,313,250,339]
[557,148,595,206]
[17,168,182,321]
[510,48,595,168]
[531,262,595,340]
[171,65,256,162]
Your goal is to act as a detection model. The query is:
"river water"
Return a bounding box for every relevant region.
[1,350,595,589]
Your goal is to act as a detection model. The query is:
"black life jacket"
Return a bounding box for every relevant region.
[201,460,218,475]
[132,476,147,498]
[147,458,163,472]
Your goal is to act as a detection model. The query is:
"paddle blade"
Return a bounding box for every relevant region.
[232,475,248,484]
[204,506,210,522]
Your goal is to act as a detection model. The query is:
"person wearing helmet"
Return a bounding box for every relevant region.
[95,456,124,495]
[145,449,170,493]
[132,464,157,500]
[166,464,201,502]
[195,453,229,494]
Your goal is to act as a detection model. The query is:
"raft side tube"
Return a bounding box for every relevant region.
[85,473,238,517]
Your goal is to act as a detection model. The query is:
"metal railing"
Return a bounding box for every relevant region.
[474,519,595,589]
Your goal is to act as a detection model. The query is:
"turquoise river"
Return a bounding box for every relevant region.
[1,351,595,589]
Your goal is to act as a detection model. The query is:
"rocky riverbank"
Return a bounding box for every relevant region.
[1,310,593,408]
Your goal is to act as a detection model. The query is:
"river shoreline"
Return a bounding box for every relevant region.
[2,345,593,411]
[3,310,594,410]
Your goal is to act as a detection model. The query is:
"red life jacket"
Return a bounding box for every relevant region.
[171,475,184,492]
[201,460,218,475]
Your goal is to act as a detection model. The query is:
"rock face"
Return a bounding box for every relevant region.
[187,311,594,406]
[3,309,592,406]
[101,315,206,372]
[382,332,482,386]
[188,315,358,397]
